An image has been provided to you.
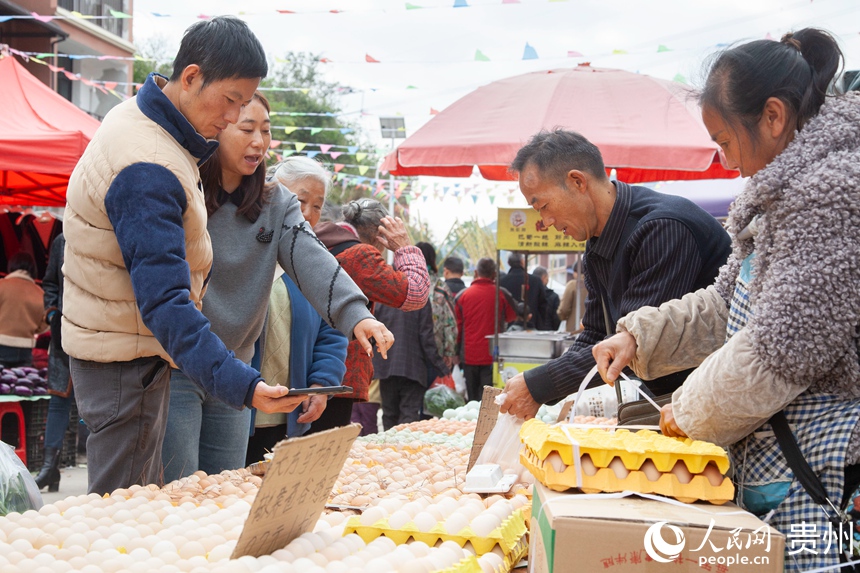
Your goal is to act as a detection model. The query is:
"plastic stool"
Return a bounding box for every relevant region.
[0,402,27,466]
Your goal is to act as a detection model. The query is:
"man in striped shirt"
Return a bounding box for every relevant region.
[500,129,731,419]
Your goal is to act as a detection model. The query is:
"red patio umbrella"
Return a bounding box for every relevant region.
[0,53,101,207]
[381,64,738,183]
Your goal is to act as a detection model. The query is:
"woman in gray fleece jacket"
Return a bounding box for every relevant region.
[161,92,392,481]
[594,29,860,571]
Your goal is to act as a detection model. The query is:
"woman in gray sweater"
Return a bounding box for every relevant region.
[594,29,860,572]
[161,92,392,481]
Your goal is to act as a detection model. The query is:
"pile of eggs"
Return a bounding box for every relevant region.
[0,492,506,573]
[355,493,530,539]
[360,426,473,451]
[154,469,261,505]
[329,441,470,506]
[440,401,481,422]
[389,419,476,438]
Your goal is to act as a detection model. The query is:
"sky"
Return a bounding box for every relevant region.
[132,0,860,240]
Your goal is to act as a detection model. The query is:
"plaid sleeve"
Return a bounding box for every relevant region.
[392,246,430,311]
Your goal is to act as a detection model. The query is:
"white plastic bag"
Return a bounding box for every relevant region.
[0,441,42,515]
[451,364,466,397]
[473,394,528,482]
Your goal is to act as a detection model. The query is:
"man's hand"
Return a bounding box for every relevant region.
[593,331,638,386]
[498,373,541,420]
[354,318,393,359]
[296,385,327,424]
[659,403,687,438]
[251,382,306,414]
[376,216,411,252]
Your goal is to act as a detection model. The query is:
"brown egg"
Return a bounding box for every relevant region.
[639,460,662,482]
[668,461,692,484]
[579,454,597,476]
[701,463,725,486]
[608,458,629,479]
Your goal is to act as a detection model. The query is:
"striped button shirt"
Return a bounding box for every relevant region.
[524,181,731,404]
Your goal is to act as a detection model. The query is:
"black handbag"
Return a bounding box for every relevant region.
[597,294,671,426]
[616,390,672,426]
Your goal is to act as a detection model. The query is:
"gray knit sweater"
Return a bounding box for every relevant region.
[202,183,372,364]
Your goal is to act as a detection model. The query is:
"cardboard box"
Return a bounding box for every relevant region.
[530,482,784,573]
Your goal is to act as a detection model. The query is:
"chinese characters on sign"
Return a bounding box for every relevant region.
[496,208,585,252]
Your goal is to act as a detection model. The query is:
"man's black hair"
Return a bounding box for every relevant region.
[8,252,36,276]
[508,252,524,268]
[476,257,496,279]
[443,256,464,275]
[171,16,268,84]
[510,129,607,188]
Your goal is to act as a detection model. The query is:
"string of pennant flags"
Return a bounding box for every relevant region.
[0,1,650,23]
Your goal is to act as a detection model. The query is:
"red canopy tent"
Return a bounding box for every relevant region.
[0,53,101,207]
[381,64,739,183]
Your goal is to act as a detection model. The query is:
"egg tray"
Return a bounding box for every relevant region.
[519,419,730,474]
[343,504,531,557]
[520,445,735,504]
[436,537,529,573]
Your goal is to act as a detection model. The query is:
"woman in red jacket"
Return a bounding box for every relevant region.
[309,199,430,434]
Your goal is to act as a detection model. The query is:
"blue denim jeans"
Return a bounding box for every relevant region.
[161,370,251,482]
[45,387,74,450]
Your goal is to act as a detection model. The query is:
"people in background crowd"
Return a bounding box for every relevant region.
[0,252,46,368]
[500,252,547,330]
[442,256,467,295]
[33,235,73,492]
[532,266,560,331]
[558,261,587,334]
[416,242,459,377]
[373,298,449,429]
[311,199,430,435]
[456,258,516,401]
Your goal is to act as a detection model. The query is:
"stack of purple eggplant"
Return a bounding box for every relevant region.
[0,367,48,396]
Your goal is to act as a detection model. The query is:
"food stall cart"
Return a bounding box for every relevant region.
[490,207,585,387]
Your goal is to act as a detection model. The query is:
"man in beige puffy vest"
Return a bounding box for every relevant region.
[62,17,311,494]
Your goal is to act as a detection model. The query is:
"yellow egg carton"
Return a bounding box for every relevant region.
[519,419,734,504]
[343,504,531,558]
[520,419,730,473]
[437,555,482,573]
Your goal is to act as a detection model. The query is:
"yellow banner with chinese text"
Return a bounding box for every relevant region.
[496,208,585,252]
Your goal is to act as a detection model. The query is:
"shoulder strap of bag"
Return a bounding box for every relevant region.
[769,410,849,525]
[600,295,626,407]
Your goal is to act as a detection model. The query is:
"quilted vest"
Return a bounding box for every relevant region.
[62,92,211,365]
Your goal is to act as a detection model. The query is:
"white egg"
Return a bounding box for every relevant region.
[469,514,501,537]
[412,511,439,532]
[443,512,470,535]
[386,509,412,530]
[359,506,387,527]
[408,541,432,557]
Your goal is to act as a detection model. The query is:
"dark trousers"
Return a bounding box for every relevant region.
[307,397,354,435]
[245,424,287,466]
[71,356,170,495]
[351,402,379,436]
[463,364,493,402]
[380,375,426,431]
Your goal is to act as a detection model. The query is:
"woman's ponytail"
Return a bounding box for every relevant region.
[782,28,842,129]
